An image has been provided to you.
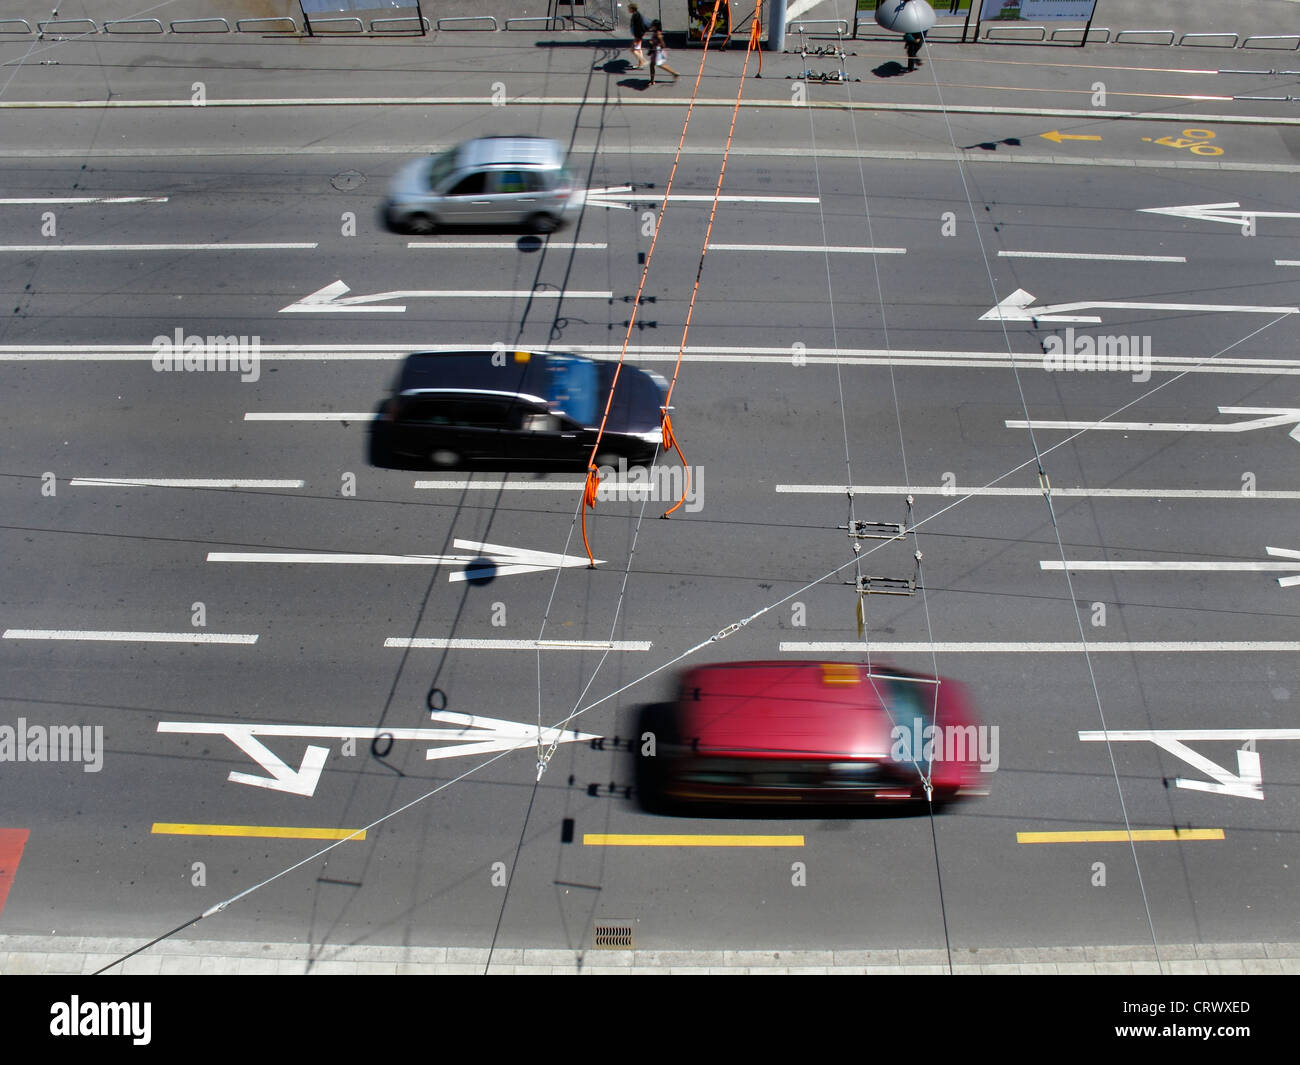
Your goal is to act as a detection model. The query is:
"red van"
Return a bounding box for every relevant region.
[641,660,988,809]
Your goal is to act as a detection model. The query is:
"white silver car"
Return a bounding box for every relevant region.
[384,136,581,235]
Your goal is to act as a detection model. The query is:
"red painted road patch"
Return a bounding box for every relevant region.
[0,829,30,917]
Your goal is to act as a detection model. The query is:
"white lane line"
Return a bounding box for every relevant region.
[414,480,587,490]
[0,196,168,204]
[3,629,258,644]
[209,553,453,564]
[70,478,305,488]
[385,638,651,651]
[1041,561,1300,572]
[17,344,1300,376]
[779,641,1300,653]
[774,484,1300,500]
[998,250,1186,263]
[244,413,376,422]
[0,243,317,252]
[1278,260,1300,266]
[707,244,906,254]
[407,242,608,250]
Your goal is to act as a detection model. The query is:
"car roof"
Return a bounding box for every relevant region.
[457,136,566,171]
[397,350,566,395]
[674,661,969,761]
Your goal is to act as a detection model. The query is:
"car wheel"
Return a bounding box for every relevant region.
[430,448,461,467]
[407,212,437,235]
[528,212,560,235]
[593,449,623,470]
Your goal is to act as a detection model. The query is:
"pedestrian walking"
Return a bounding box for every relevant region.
[647,20,679,85]
[628,3,647,68]
[903,31,924,72]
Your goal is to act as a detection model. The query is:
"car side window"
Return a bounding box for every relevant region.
[446,172,487,197]
[492,170,541,195]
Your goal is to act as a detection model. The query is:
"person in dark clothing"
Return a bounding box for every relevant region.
[628,3,647,68]
[647,20,679,85]
[903,31,924,72]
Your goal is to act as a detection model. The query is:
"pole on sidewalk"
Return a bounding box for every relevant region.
[765,0,786,52]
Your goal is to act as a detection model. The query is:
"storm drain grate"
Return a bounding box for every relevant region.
[593,921,634,949]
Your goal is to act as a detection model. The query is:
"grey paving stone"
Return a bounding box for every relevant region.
[834,949,902,965]
[444,947,490,964]
[159,956,200,975]
[1168,960,1211,974]
[198,957,243,975]
[235,958,279,975]
[1197,942,1266,959]
[305,961,358,975]
[120,955,163,975]
[1205,959,1246,974]
[896,949,951,966]
[1,952,48,974]
[520,949,581,966]
[1055,963,1099,974]
[354,962,400,975]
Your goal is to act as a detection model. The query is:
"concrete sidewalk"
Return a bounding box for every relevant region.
[3,934,1299,974]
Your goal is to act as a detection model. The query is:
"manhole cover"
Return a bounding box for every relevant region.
[331,170,366,192]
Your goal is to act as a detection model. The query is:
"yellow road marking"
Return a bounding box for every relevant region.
[583,833,804,847]
[151,822,366,841]
[1017,828,1224,844]
[1040,130,1102,143]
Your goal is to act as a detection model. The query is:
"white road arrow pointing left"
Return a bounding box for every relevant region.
[981,288,1298,325]
[280,280,612,313]
[1007,406,1300,443]
[1140,202,1300,228]
[1042,546,1300,587]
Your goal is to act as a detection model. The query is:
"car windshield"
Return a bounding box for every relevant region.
[880,675,937,760]
[545,355,598,426]
[427,149,457,191]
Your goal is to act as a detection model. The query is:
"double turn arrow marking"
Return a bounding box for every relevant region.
[158,712,600,797]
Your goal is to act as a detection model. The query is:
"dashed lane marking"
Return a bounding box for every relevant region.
[1017,829,1224,844]
[151,823,366,841]
[2,629,258,644]
[775,485,1300,500]
[780,641,1300,653]
[998,250,1185,262]
[583,834,805,847]
[70,478,305,488]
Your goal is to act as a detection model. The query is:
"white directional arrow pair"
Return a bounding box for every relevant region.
[158,712,600,796]
[1140,202,1300,229]
[982,288,1298,324]
[207,538,601,582]
[1008,406,1300,443]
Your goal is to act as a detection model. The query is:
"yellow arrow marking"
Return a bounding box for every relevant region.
[1040,130,1102,143]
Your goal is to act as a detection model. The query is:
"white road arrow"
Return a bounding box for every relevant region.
[1007,406,1300,443]
[579,186,818,209]
[1042,546,1300,587]
[981,288,1298,324]
[207,538,601,582]
[1140,202,1300,228]
[158,712,599,796]
[1077,729,1300,800]
[280,280,613,313]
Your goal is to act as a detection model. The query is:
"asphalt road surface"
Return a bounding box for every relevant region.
[1,23,1298,962]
